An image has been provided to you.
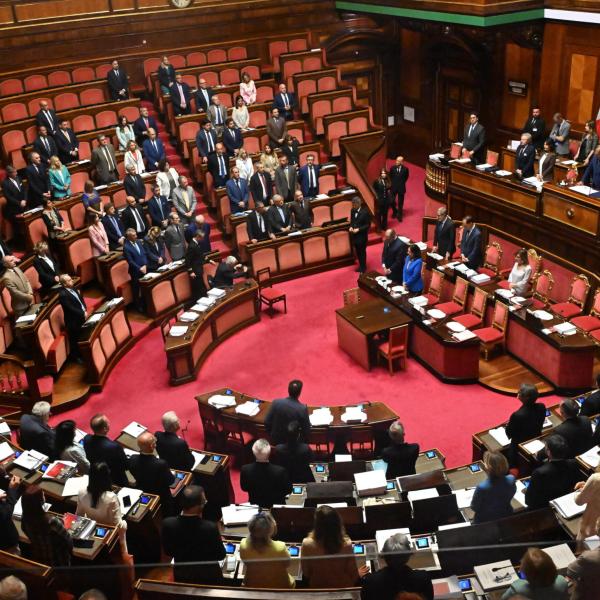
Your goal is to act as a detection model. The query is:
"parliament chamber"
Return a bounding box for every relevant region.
[1,0,600,599]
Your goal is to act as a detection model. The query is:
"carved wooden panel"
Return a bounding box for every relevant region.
[501,42,536,131]
[542,191,600,236]
[567,53,598,125]
[15,0,111,21]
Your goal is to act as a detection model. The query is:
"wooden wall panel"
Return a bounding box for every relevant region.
[15,0,110,21]
[566,53,598,125]
[500,42,536,131]
[399,29,421,101]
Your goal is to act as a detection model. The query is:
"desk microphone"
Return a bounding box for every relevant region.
[181,419,191,441]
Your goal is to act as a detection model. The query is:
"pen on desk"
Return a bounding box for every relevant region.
[355,315,364,319]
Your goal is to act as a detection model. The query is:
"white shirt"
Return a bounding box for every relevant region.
[508,263,532,295]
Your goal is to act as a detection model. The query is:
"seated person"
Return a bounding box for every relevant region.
[162,485,226,584]
[240,439,291,508]
[155,411,194,471]
[567,516,600,599]
[53,420,89,474]
[211,255,248,288]
[543,398,593,459]
[19,401,55,457]
[470,451,516,523]
[580,373,600,417]
[301,505,362,588]
[361,533,434,600]
[240,512,294,588]
[382,420,419,479]
[273,420,315,483]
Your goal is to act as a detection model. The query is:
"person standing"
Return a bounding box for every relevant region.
[349,196,371,273]
[515,133,536,179]
[432,207,455,260]
[265,380,310,445]
[381,229,407,284]
[462,113,486,165]
[522,106,547,152]
[402,244,423,293]
[459,216,482,270]
[389,156,409,220]
[107,60,129,100]
[185,230,215,299]
[2,255,33,317]
[470,451,516,523]
[373,169,391,231]
[123,229,148,312]
[57,274,87,363]
[549,113,571,157]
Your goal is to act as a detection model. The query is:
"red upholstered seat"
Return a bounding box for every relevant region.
[474,327,504,343]
[435,301,462,316]
[497,280,510,289]
[591,329,600,342]
[378,341,406,355]
[38,375,54,396]
[478,267,496,278]
[261,287,285,301]
[228,46,247,60]
[80,88,105,106]
[187,52,207,67]
[570,315,600,332]
[48,70,71,86]
[550,302,582,319]
[530,297,546,310]
[452,314,482,329]
[72,67,95,82]
[207,49,227,63]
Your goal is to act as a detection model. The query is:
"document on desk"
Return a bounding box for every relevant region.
[470,273,491,284]
[179,311,200,322]
[62,475,88,497]
[552,322,577,335]
[122,421,147,438]
[522,439,545,454]
[309,407,333,426]
[15,314,36,324]
[543,543,576,572]
[235,401,260,417]
[168,325,188,337]
[579,445,600,468]
[453,487,475,509]
[494,170,512,177]
[208,394,237,409]
[197,296,216,307]
[474,559,517,591]
[550,491,586,519]
[571,185,600,195]
[513,480,527,508]
[192,451,207,470]
[13,449,48,471]
[340,406,366,423]
[0,420,10,435]
[222,504,259,526]
[0,441,14,461]
[85,313,103,326]
[407,488,439,504]
[415,241,428,251]
[488,427,510,447]
[451,330,477,342]
[208,288,227,298]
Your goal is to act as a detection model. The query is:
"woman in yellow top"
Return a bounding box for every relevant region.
[240,512,294,588]
[301,505,363,587]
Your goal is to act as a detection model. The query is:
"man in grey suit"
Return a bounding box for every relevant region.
[274,155,297,203]
[266,108,287,149]
[207,95,228,138]
[91,134,119,184]
[1,255,33,317]
[461,113,486,165]
[549,112,571,157]
[164,213,187,260]
[172,176,197,224]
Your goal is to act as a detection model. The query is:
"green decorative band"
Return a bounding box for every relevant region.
[334,2,545,27]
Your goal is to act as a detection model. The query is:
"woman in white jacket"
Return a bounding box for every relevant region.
[124,140,145,174]
[156,158,179,199]
[236,148,254,182]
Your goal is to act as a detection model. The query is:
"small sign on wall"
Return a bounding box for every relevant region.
[508,80,528,96]
[403,106,415,123]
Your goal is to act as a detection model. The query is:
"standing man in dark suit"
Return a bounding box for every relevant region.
[265,380,310,445]
[196,120,218,163]
[246,202,274,243]
[57,273,86,363]
[123,228,148,311]
[266,194,292,234]
[102,202,125,250]
[274,155,297,203]
[515,133,536,179]
[381,229,407,284]
[2,165,27,224]
[133,106,159,146]
[207,143,229,188]
[461,113,486,165]
[142,128,166,171]
[54,119,79,165]
[223,118,243,157]
[389,156,410,220]
[266,108,287,148]
[170,73,192,116]
[206,96,227,138]
[35,101,59,136]
[107,59,129,101]
[25,152,51,207]
[33,126,57,164]
[298,154,320,198]
[240,439,292,507]
[32,241,60,294]
[83,414,129,486]
[19,402,55,457]
[249,162,273,205]
[225,167,250,213]
[123,165,147,204]
[272,84,295,121]
[184,215,211,253]
[549,399,593,458]
[121,195,148,237]
[381,421,419,479]
[129,432,176,515]
[289,190,313,229]
[349,196,371,273]
[459,215,482,270]
[155,411,194,471]
[522,106,546,152]
[432,207,455,260]
[195,78,214,114]
[91,135,119,185]
[148,184,170,229]
[186,229,215,300]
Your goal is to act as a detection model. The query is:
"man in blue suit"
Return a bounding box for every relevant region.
[515,133,536,179]
[581,146,600,190]
[142,128,166,171]
[123,228,148,311]
[272,83,295,121]
[195,120,218,163]
[148,184,171,228]
[226,167,250,214]
[133,106,159,146]
[298,154,321,198]
[459,215,482,270]
[102,202,125,250]
[170,73,192,116]
[223,118,243,157]
[184,214,211,253]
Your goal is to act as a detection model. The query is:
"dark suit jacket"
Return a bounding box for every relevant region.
[298,164,320,196]
[171,82,192,115]
[102,213,125,250]
[389,165,409,193]
[107,68,129,100]
[148,195,170,226]
[121,205,148,235]
[460,226,482,269]
[19,414,55,456]
[33,136,58,164]
[162,515,225,584]
[272,92,296,119]
[382,442,419,479]
[143,238,166,272]
[553,416,594,458]
[246,210,271,241]
[505,403,546,445]
[350,207,371,246]
[289,198,313,229]
[581,390,600,417]
[515,143,536,178]
[142,138,166,170]
[33,255,60,291]
[523,116,546,150]
[274,165,297,200]
[158,64,176,90]
[273,442,315,483]
[133,116,159,145]
[382,238,407,283]
[25,164,49,207]
[0,485,20,551]
[433,218,456,258]
[58,286,86,333]
[184,222,211,252]
[185,239,207,278]
[240,462,291,507]
[2,177,26,218]
[223,127,243,157]
[525,459,582,510]
[196,128,218,158]
[264,397,310,444]
[266,204,291,233]
[207,152,229,187]
[361,565,433,600]
[155,431,194,471]
[129,453,175,513]
[373,179,391,207]
[123,239,148,278]
[249,171,273,204]
[35,109,59,134]
[462,122,486,162]
[537,153,556,181]
[225,178,249,213]
[195,87,214,113]
[82,434,129,486]
[124,174,147,201]
[91,144,118,185]
[212,262,245,288]
[54,128,79,164]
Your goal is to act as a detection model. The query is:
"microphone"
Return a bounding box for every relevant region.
[181,419,191,441]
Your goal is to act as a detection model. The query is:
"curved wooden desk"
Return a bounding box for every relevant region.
[165,281,260,385]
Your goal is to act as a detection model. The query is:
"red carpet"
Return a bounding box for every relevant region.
[52,161,559,500]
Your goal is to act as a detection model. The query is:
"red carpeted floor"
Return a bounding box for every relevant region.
[53,161,559,500]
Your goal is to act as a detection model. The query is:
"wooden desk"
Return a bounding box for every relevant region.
[335,297,412,371]
[165,281,260,385]
[358,273,481,382]
[501,147,584,181]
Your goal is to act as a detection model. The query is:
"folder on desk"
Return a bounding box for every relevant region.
[208,394,237,409]
[0,420,10,435]
[488,427,510,447]
[355,470,387,497]
[474,559,517,591]
[13,449,48,471]
[62,475,88,498]
[222,504,259,526]
[235,401,260,417]
[522,439,545,454]
[579,445,600,468]
[0,441,14,461]
[550,491,586,519]
[453,488,475,510]
[542,543,576,573]
[122,421,147,438]
[309,407,333,426]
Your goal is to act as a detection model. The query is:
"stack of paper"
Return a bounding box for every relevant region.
[122,422,147,438]
[179,311,200,322]
[533,310,553,320]
[208,394,237,409]
[579,446,600,468]
[415,241,428,251]
[13,449,48,471]
[488,427,510,447]
[0,420,10,435]
[427,252,443,260]
[235,401,260,417]
[309,407,333,426]
[62,475,88,497]
[407,488,439,505]
[106,297,123,307]
[571,185,599,195]
[408,296,428,307]
[446,322,466,333]
[191,303,209,312]
[452,330,477,342]
[341,406,366,423]
[0,441,14,461]
[494,170,513,177]
[476,163,493,170]
[553,322,577,335]
[543,543,576,572]
[550,491,586,519]
[123,448,139,457]
[454,158,471,164]
[474,560,518,591]
[428,153,445,161]
[169,325,188,337]
[222,504,259,526]
[15,314,36,324]
[117,487,143,515]
[140,272,160,281]
[522,439,545,454]
[427,309,446,319]
[454,263,469,274]
[208,288,227,298]
[192,451,207,470]
[496,288,514,299]
[197,296,216,307]
[470,273,491,284]
[354,470,387,497]
[453,487,476,509]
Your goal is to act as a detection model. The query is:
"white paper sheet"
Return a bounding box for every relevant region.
[62,475,88,497]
